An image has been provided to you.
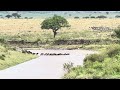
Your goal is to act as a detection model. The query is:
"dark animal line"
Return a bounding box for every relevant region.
[22,50,70,56]
[91,26,111,31]
[22,50,39,55]
[40,53,70,56]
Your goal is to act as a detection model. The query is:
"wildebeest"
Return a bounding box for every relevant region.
[22,50,39,55]
[65,53,70,55]
[40,53,44,55]
[91,26,111,31]
[32,53,36,55]
[27,51,32,54]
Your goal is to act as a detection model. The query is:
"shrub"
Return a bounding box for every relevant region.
[114,26,120,38]
[90,16,95,18]
[96,15,107,18]
[84,54,105,63]
[35,38,41,43]
[115,15,120,18]
[63,62,74,73]
[106,45,120,57]
[63,71,77,79]
[83,17,89,19]
[74,16,79,19]
[25,17,28,19]
[0,54,5,60]
[0,38,5,43]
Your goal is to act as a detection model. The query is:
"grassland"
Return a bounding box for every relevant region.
[0,18,119,33]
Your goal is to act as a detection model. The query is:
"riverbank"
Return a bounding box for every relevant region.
[0,45,37,70]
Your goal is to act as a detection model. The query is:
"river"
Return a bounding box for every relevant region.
[0,50,97,79]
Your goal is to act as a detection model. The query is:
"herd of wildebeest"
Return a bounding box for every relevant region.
[21,49,70,56]
[90,26,112,31]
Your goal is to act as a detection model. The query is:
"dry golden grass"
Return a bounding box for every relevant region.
[0,19,43,33]
[68,18,120,31]
[0,18,120,34]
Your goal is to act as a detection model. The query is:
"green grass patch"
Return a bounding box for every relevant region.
[0,30,116,45]
[0,45,37,70]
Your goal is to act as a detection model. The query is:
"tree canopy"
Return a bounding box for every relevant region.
[5,15,12,19]
[12,13,21,19]
[41,15,70,38]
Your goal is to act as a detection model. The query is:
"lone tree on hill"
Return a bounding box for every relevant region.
[12,13,21,19]
[41,15,70,38]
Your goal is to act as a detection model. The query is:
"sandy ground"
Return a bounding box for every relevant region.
[0,50,97,79]
[0,18,120,34]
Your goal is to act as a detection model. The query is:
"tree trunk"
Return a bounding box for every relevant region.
[53,30,57,38]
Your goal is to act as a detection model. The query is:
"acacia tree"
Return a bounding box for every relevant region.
[5,15,12,19]
[12,13,21,19]
[17,14,21,18]
[41,15,70,38]
[12,13,18,19]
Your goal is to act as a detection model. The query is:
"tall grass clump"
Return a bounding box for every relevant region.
[105,44,120,57]
[84,54,105,63]
[114,26,120,39]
